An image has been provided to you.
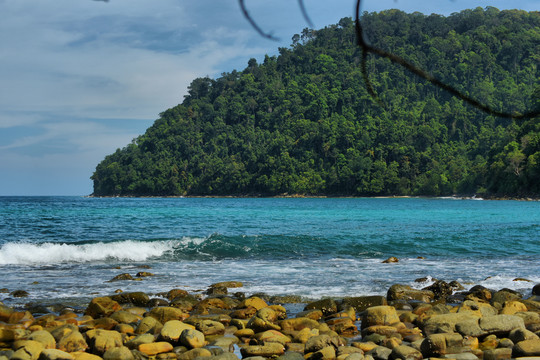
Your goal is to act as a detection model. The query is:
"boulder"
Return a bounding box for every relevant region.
[253,330,291,345]
[210,281,243,289]
[423,313,480,335]
[240,343,285,358]
[109,310,141,324]
[491,289,521,306]
[479,315,525,337]
[304,299,338,316]
[84,297,122,319]
[125,333,155,350]
[361,306,400,330]
[509,328,539,343]
[390,345,422,360]
[110,292,150,307]
[311,345,336,360]
[188,319,225,336]
[382,257,399,263]
[85,329,123,355]
[160,320,195,342]
[177,348,213,360]
[500,300,528,315]
[325,316,358,335]
[420,333,464,357]
[109,273,133,281]
[305,335,340,353]
[27,330,56,349]
[533,283,540,296]
[482,348,512,360]
[12,340,44,360]
[423,280,454,301]
[69,352,102,360]
[512,339,540,357]
[135,316,163,335]
[38,349,75,360]
[56,330,88,353]
[179,328,206,349]
[138,342,174,356]
[148,307,189,323]
[342,296,387,312]
[239,297,268,311]
[387,285,434,303]
[102,346,134,360]
[367,346,392,360]
[280,317,320,332]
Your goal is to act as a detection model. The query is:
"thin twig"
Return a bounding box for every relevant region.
[298,0,314,28]
[239,0,279,40]
[354,0,539,119]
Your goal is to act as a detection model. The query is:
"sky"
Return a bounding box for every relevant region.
[0,0,538,196]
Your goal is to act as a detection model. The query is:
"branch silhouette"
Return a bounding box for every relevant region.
[239,0,539,120]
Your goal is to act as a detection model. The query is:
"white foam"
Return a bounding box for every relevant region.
[0,240,177,265]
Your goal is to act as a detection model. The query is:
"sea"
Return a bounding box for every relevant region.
[0,196,539,311]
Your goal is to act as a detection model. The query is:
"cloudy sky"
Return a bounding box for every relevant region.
[1,0,537,195]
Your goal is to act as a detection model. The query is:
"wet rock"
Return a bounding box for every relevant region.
[135,316,163,335]
[110,292,150,307]
[239,297,268,311]
[56,330,88,353]
[210,281,243,289]
[367,346,392,360]
[109,310,141,325]
[280,317,320,332]
[240,343,285,357]
[160,320,195,342]
[387,285,434,303]
[466,285,492,302]
[109,273,134,281]
[186,319,225,336]
[84,297,122,319]
[148,306,189,323]
[138,342,174,356]
[147,298,169,307]
[361,306,400,330]
[179,328,206,349]
[304,299,338,316]
[125,333,155,350]
[38,349,75,360]
[532,283,540,296]
[342,296,387,312]
[177,348,212,360]
[420,333,463,357]
[509,328,539,343]
[102,346,134,360]
[512,339,540,357]
[483,348,512,360]
[206,286,228,296]
[382,257,399,263]
[10,290,29,298]
[135,271,154,277]
[270,295,303,304]
[27,330,56,349]
[390,345,422,360]
[500,300,528,315]
[69,352,102,360]
[423,313,480,335]
[479,315,525,337]
[423,280,454,301]
[305,335,339,353]
[491,289,521,306]
[12,340,44,360]
[85,329,123,355]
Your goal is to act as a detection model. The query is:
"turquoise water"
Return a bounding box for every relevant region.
[0,196,538,308]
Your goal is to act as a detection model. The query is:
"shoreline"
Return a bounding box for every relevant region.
[1,281,539,359]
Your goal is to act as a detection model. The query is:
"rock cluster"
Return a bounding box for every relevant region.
[0,281,539,360]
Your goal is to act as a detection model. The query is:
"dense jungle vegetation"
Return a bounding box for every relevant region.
[92,8,540,197]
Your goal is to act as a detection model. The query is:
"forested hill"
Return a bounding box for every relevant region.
[91,8,540,197]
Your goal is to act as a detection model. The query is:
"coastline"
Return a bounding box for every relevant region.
[1,280,539,359]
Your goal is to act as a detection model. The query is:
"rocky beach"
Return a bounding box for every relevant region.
[1,278,540,360]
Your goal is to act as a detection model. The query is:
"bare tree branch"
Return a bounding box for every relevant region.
[239,0,279,40]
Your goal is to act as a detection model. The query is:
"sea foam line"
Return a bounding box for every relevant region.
[0,240,177,265]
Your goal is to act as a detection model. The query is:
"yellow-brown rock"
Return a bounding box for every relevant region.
[12,340,44,360]
[138,341,174,356]
[254,329,292,345]
[39,349,75,360]
[27,330,56,349]
[500,300,528,315]
[240,342,285,357]
[294,328,319,344]
[85,329,123,355]
[56,330,88,353]
[84,297,122,319]
[176,348,212,360]
[351,341,378,353]
[361,306,400,330]
[135,316,163,335]
[239,296,268,310]
[70,352,103,360]
[159,320,195,342]
[115,323,134,334]
[179,328,205,349]
[148,307,189,324]
[280,317,320,332]
[102,346,134,360]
